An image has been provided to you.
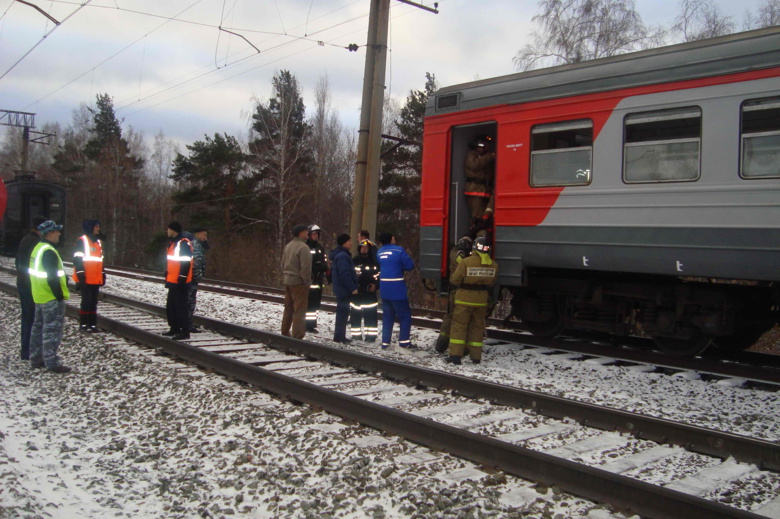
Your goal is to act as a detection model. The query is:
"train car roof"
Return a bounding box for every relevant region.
[426,27,780,117]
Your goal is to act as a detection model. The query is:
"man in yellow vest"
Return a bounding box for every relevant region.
[73,219,105,333]
[29,220,71,373]
[446,236,498,365]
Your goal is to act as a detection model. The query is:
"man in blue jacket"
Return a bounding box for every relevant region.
[377,232,415,350]
[328,233,358,343]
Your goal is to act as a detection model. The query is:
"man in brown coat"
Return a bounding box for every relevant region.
[464,137,496,220]
[281,224,312,339]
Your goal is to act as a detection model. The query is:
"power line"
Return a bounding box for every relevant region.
[0,0,93,81]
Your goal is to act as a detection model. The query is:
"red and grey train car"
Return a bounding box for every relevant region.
[420,27,780,355]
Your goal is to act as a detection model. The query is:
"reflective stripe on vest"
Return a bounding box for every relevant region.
[29,242,70,303]
[166,238,193,284]
[72,235,104,284]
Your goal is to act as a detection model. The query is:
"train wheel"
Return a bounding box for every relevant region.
[524,314,564,337]
[652,335,712,356]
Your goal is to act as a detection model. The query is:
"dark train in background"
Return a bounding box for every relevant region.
[420,27,780,356]
[0,175,66,256]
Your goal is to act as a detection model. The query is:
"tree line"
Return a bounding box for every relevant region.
[1,0,777,306]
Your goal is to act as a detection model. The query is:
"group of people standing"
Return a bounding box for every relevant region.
[15,218,106,373]
[281,225,415,350]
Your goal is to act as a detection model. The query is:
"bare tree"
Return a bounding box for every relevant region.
[514,0,664,71]
[672,0,735,42]
[745,0,780,28]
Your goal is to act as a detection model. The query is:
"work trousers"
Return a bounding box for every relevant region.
[306,283,323,331]
[281,283,309,340]
[333,297,351,342]
[166,284,190,334]
[350,294,378,341]
[188,281,199,329]
[30,299,66,369]
[448,303,487,361]
[466,192,493,220]
[381,299,412,348]
[79,284,100,327]
[17,281,35,360]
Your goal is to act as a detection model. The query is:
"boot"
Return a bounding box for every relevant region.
[445,356,462,365]
[434,335,449,353]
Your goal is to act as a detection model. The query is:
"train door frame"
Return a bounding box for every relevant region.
[447,122,497,248]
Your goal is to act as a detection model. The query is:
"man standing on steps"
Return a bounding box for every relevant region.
[29,220,71,373]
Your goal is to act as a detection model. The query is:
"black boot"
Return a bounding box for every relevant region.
[445,356,462,365]
[434,335,449,353]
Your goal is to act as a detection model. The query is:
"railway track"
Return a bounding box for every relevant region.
[57,264,780,388]
[1,277,777,518]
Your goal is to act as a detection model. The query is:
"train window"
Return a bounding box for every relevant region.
[741,98,780,179]
[530,120,593,187]
[623,107,701,183]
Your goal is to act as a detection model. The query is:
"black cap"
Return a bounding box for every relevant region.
[190,226,208,234]
[167,221,182,233]
[337,233,351,246]
[292,224,308,237]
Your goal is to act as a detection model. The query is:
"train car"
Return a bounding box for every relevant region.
[420,27,780,356]
[0,175,66,256]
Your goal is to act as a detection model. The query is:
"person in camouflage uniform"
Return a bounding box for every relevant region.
[28,220,71,373]
[434,236,472,353]
[446,236,498,365]
[188,227,209,332]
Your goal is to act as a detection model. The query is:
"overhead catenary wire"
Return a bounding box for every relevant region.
[0,0,94,82]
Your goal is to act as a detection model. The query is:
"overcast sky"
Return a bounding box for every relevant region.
[0,0,769,149]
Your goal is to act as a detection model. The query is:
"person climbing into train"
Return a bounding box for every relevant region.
[464,136,496,222]
[72,219,106,333]
[306,224,327,333]
[329,233,358,344]
[434,235,472,353]
[446,235,499,365]
[29,220,71,373]
[350,239,380,342]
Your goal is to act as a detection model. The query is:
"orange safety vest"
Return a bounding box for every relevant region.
[166,237,193,284]
[72,235,104,285]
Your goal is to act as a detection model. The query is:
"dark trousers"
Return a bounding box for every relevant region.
[381,299,412,347]
[333,297,351,341]
[306,284,323,330]
[166,284,190,333]
[350,294,378,341]
[79,284,100,327]
[188,282,199,329]
[17,281,35,360]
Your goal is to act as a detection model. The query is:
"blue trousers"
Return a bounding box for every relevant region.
[381,299,411,347]
[333,297,351,341]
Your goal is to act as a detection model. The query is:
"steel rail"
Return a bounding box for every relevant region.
[0,280,769,518]
[91,290,780,473]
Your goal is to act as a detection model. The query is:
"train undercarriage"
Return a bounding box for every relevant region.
[510,269,779,356]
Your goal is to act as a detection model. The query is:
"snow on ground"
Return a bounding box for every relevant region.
[0,289,622,518]
[105,275,780,441]
[1,270,779,517]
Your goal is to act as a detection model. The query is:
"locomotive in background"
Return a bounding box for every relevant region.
[420,27,780,356]
[0,174,66,256]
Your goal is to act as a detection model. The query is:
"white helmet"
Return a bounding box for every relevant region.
[308,224,321,236]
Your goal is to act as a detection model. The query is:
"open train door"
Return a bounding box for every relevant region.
[445,122,497,262]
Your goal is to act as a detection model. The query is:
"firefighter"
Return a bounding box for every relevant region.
[446,236,498,365]
[72,219,105,333]
[434,236,472,353]
[464,136,496,222]
[306,224,327,332]
[351,239,380,342]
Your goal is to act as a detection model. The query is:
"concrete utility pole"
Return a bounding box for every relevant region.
[349,0,437,249]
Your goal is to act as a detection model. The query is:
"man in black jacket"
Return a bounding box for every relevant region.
[15,215,46,360]
[306,224,327,332]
